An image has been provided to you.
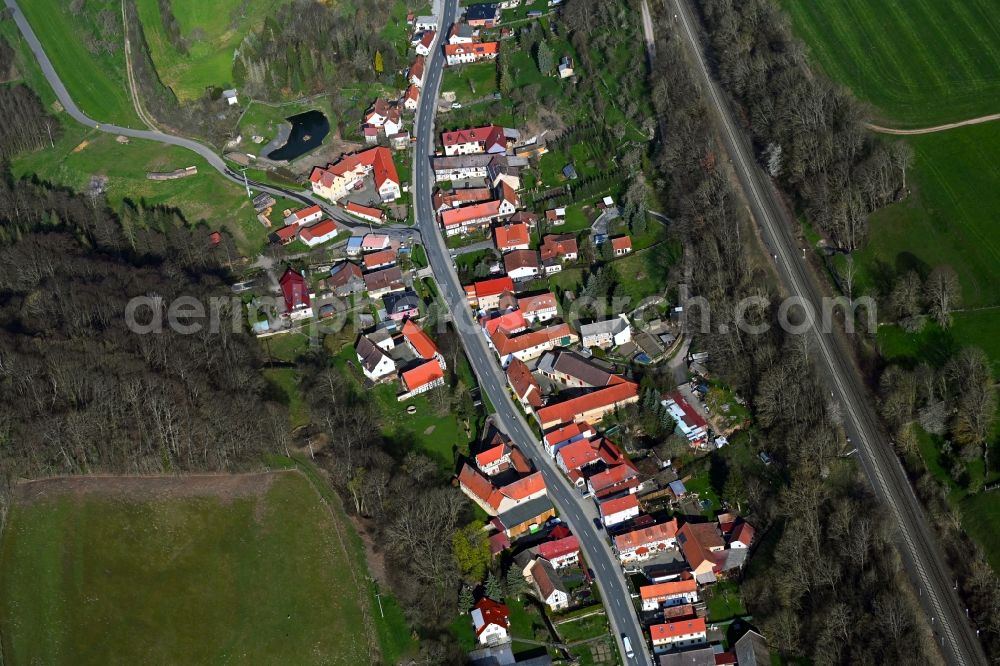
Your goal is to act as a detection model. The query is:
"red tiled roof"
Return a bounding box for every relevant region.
[474,276,515,300]
[503,249,540,272]
[510,445,532,474]
[444,42,500,57]
[494,222,530,249]
[404,84,420,102]
[402,320,438,359]
[538,535,579,561]
[440,200,502,227]
[475,442,509,468]
[544,422,587,447]
[599,493,638,518]
[537,381,639,427]
[613,519,679,552]
[731,522,755,547]
[299,219,338,243]
[419,30,436,47]
[402,359,443,391]
[677,522,725,570]
[409,55,425,81]
[611,235,632,251]
[345,201,385,220]
[363,266,404,293]
[471,597,509,636]
[540,233,578,261]
[666,391,708,429]
[274,225,299,242]
[650,618,706,641]
[587,463,638,493]
[500,471,545,500]
[491,323,573,357]
[435,187,492,209]
[441,124,504,148]
[483,310,526,336]
[640,579,697,600]
[311,147,399,192]
[288,204,322,222]
[506,358,542,408]
[489,531,511,556]
[363,249,397,269]
[458,463,495,504]
[518,292,557,315]
[279,268,309,311]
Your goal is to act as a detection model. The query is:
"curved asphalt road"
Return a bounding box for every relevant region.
[412,1,649,663]
[669,1,987,664]
[5,0,420,241]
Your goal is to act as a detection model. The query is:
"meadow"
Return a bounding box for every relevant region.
[17,0,141,126]
[134,0,282,101]
[0,472,376,665]
[780,0,1000,127]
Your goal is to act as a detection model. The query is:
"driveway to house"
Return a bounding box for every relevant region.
[5,0,419,244]
[412,1,649,663]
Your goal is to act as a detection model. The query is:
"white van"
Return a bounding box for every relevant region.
[622,634,635,659]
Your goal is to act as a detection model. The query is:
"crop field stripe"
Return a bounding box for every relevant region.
[871,0,950,91]
[933,0,1000,87]
[904,0,985,88]
[829,0,918,100]
[968,0,1000,46]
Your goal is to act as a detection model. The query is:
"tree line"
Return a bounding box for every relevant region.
[647,16,940,663]
[697,0,911,250]
[0,171,287,518]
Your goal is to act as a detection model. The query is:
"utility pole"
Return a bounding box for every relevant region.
[239,167,252,199]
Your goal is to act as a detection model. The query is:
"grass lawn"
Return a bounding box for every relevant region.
[18,0,141,127]
[263,367,309,429]
[960,492,1000,574]
[779,0,1000,127]
[705,580,747,622]
[134,0,282,101]
[441,61,499,103]
[613,248,666,304]
[0,472,374,665]
[554,608,610,642]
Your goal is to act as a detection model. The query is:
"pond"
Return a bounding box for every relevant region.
[266,110,330,161]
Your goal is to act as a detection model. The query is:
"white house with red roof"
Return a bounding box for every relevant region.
[543,422,594,458]
[611,235,633,256]
[613,519,679,564]
[408,54,426,87]
[517,292,558,323]
[457,464,546,515]
[399,360,445,399]
[640,580,699,612]
[470,597,510,646]
[598,493,640,527]
[662,392,709,448]
[442,125,509,156]
[445,42,500,66]
[363,98,404,137]
[536,380,640,430]
[402,320,446,369]
[650,618,707,653]
[402,84,420,111]
[310,147,400,203]
[344,201,386,225]
[299,219,339,247]
[279,268,311,320]
[536,534,580,569]
[439,200,511,236]
[415,30,436,56]
[466,276,515,311]
[476,440,513,476]
[586,463,639,499]
[730,521,755,549]
[283,204,323,226]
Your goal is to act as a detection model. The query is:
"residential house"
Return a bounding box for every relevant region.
[329,262,365,296]
[676,522,726,584]
[540,233,578,273]
[494,222,531,252]
[400,359,445,397]
[413,15,438,31]
[442,125,510,156]
[729,522,755,549]
[467,276,515,311]
[222,88,238,105]
[650,619,707,653]
[528,558,569,611]
[415,30,436,56]
[346,236,365,256]
[586,463,639,499]
[639,580,699,612]
[310,147,401,202]
[440,199,513,236]
[503,250,541,281]
[448,22,478,44]
[516,292,558,323]
[611,235,633,256]
[506,357,543,409]
[284,204,323,226]
[402,84,420,111]
[362,233,392,253]
[445,42,500,66]
[279,268,311,319]
[389,130,411,150]
[431,153,528,182]
[482,310,527,338]
[363,249,398,272]
[544,207,566,226]
[408,55,426,87]
[599,493,640,527]
[555,437,626,481]
[734,630,770,666]
[542,421,594,458]
[299,219,339,247]
[537,350,614,388]
[658,647,717,666]
[476,441,513,477]
[536,535,579,569]
[536,380,640,430]
[344,201,386,224]
[271,224,299,245]
[508,210,539,227]
[356,335,396,382]
[661,392,709,448]
[402,319,445,367]
[579,314,632,349]
[490,323,577,366]
[614,519,680,564]
[558,56,574,78]
[471,597,510,646]
[496,495,555,537]
[364,266,406,298]
[382,289,420,321]
[435,187,493,211]
[465,2,501,27]
[363,99,404,136]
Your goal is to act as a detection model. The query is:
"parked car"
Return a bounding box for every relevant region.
[451,102,462,109]
[593,517,603,530]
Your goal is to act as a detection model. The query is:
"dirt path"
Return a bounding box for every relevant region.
[865,113,1000,135]
[121,0,158,131]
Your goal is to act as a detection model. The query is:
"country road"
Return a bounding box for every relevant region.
[3,0,421,242]
[666,1,988,664]
[866,114,1000,135]
[412,1,650,663]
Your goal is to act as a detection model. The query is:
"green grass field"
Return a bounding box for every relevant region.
[780,0,1000,127]
[18,0,141,127]
[135,0,281,101]
[0,472,375,665]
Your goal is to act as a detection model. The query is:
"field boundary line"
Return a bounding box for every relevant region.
[15,469,295,487]
[866,112,1000,135]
